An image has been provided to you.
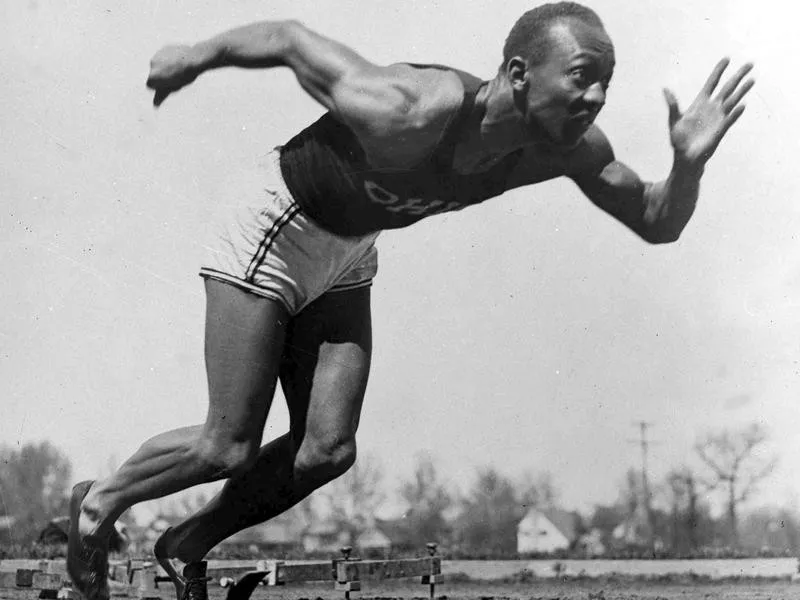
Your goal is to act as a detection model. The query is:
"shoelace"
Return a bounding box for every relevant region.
[181,575,212,600]
[78,539,109,592]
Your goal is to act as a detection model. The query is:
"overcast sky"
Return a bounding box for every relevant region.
[2,0,797,520]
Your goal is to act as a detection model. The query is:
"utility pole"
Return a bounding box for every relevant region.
[629,421,657,551]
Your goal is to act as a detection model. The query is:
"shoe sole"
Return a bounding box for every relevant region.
[66,480,108,600]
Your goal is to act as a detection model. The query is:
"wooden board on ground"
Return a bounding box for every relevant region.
[336,557,441,582]
[0,571,67,590]
[276,562,334,584]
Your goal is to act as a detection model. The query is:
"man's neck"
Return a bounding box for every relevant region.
[473,74,530,153]
[451,74,531,174]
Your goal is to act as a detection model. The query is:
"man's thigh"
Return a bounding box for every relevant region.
[204,279,289,445]
[279,285,372,445]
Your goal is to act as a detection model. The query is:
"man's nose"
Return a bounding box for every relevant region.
[583,82,606,107]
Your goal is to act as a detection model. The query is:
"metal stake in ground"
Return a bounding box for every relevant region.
[335,546,361,600]
[421,543,444,600]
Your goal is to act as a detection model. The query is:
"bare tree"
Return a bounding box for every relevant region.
[665,466,710,552]
[613,467,651,547]
[397,453,453,548]
[0,441,72,546]
[619,468,642,518]
[288,493,320,532]
[694,423,777,547]
[321,453,385,542]
[517,470,559,511]
[454,466,522,557]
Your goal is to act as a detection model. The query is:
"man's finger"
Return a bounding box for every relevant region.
[717,62,754,101]
[723,78,755,112]
[663,88,681,127]
[701,57,730,96]
[721,104,746,136]
[153,89,170,107]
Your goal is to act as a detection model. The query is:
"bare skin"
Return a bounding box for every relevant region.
[161,284,373,562]
[80,280,371,557]
[70,14,754,600]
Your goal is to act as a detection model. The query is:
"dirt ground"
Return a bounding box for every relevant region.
[236,579,799,600]
[5,579,799,600]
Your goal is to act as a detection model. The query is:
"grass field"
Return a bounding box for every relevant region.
[4,579,798,600]
[238,578,798,600]
[1,559,798,600]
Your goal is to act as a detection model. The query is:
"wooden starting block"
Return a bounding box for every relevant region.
[332,543,443,600]
[215,542,445,600]
[0,568,69,598]
[0,543,444,600]
[0,562,164,600]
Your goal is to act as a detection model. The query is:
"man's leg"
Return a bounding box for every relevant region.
[68,280,289,595]
[154,286,372,562]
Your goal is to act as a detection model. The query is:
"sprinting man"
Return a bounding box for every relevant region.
[67,3,754,599]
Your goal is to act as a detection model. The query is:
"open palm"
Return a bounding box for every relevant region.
[664,59,754,166]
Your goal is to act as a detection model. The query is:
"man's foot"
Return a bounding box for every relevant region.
[66,481,110,600]
[180,562,210,600]
[154,529,210,600]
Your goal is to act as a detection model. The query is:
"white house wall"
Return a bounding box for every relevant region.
[517,512,570,553]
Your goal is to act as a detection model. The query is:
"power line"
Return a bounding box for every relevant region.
[627,421,659,550]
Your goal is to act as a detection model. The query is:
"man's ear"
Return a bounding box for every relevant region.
[507,56,529,92]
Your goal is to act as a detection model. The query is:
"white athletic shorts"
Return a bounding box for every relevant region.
[200,149,379,315]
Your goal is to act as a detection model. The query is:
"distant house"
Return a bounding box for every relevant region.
[222,515,305,553]
[517,508,579,554]
[355,526,391,557]
[303,520,391,556]
[303,521,351,554]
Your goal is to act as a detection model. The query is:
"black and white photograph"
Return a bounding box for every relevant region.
[1,1,795,599]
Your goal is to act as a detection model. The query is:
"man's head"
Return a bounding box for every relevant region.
[502,2,616,150]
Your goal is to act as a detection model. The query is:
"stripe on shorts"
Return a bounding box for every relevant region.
[245,203,300,282]
[329,278,374,293]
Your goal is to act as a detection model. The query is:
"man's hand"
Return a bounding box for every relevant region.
[146,45,202,107]
[663,58,754,169]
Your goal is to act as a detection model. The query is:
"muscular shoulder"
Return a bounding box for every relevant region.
[363,64,464,129]
[565,124,616,179]
[351,64,468,164]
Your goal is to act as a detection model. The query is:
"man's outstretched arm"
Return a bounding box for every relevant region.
[570,59,754,244]
[145,21,425,137]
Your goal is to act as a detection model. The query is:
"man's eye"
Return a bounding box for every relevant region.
[570,69,589,86]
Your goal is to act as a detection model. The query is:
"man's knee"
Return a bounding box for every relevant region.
[193,436,260,479]
[294,436,356,483]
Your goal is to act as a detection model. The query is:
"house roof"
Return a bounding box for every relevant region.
[542,508,578,540]
[520,508,578,540]
[356,527,391,548]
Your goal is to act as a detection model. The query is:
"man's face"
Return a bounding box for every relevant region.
[517,20,615,150]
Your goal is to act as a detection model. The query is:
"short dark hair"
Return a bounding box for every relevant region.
[502,2,605,67]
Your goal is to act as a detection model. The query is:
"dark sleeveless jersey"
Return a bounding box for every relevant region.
[279,65,524,237]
